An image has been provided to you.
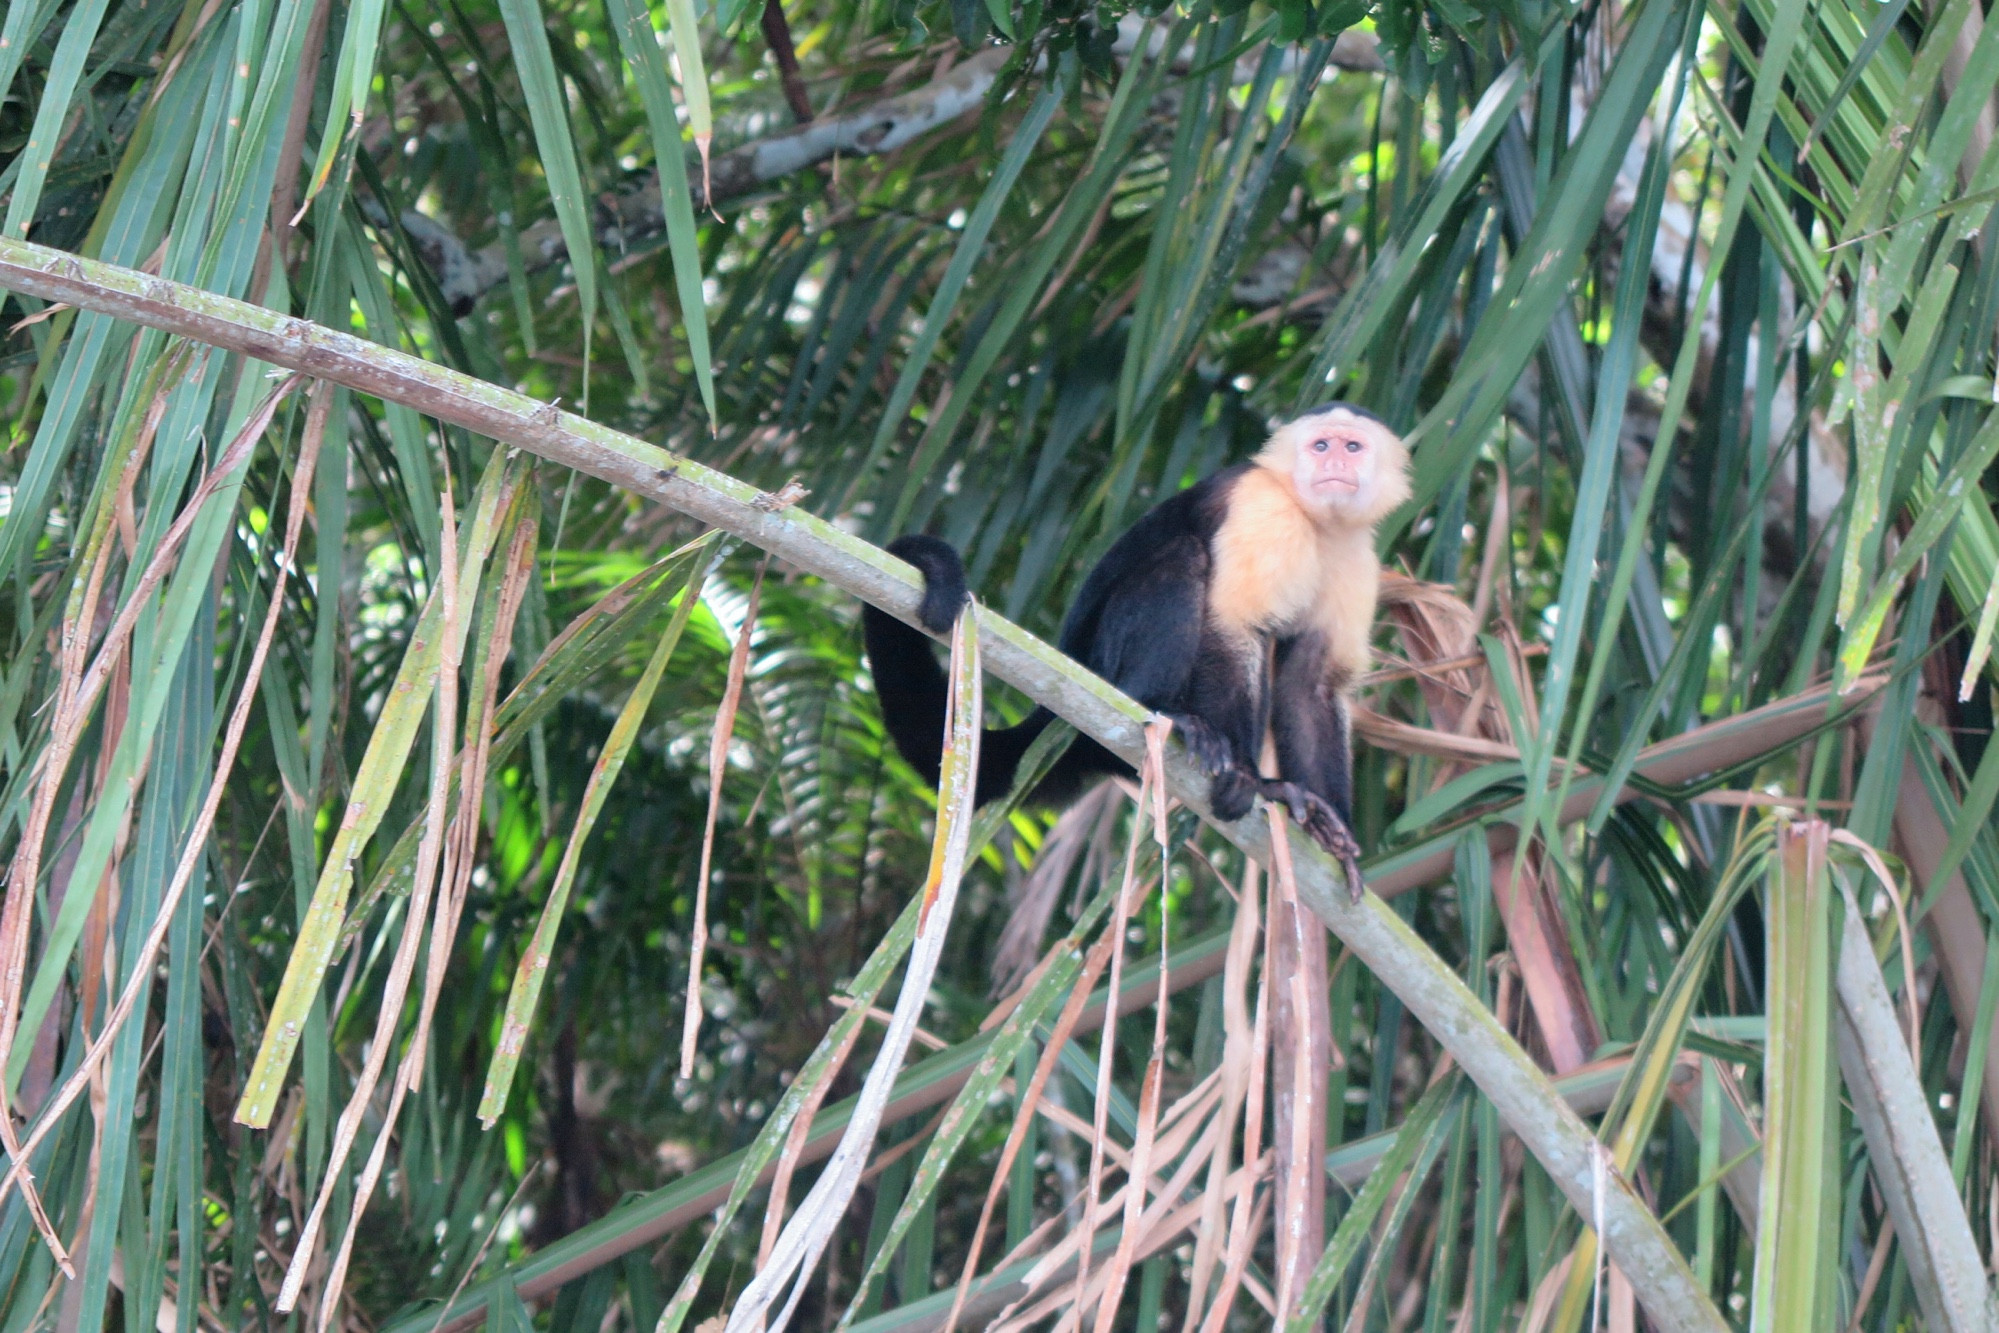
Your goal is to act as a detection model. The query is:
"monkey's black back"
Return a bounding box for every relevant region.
[862,468,1250,809]
[1053,467,1247,714]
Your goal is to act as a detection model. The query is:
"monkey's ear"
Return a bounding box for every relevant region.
[887,535,971,634]
[1362,424,1414,518]
[1380,428,1412,481]
[1384,449,1415,511]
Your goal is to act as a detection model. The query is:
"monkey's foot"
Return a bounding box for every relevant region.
[1259,781,1366,902]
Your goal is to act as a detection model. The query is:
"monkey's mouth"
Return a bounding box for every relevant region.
[1314,477,1361,492]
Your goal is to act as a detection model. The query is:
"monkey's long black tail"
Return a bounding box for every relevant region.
[862,536,1121,807]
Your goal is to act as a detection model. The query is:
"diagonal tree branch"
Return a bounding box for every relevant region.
[0,236,1726,1333]
[1830,860,1997,1332]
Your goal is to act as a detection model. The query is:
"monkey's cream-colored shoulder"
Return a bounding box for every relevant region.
[1209,467,1322,636]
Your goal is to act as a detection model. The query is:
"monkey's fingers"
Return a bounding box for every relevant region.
[1339,846,1366,903]
[1259,780,1327,840]
[1166,712,1237,776]
[1262,782,1366,902]
[1206,766,1260,823]
[1323,815,1367,903]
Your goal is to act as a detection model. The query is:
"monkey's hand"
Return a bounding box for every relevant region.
[1162,715,1263,823]
[1163,713,1239,777]
[1259,780,1366,902]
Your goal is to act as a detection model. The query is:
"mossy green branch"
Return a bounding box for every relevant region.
[0,236,1725,1332]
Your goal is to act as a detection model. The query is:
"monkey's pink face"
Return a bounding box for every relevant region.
[1280,410,1411,522]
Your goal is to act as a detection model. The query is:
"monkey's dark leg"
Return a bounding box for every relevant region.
[1270,636,1366,900]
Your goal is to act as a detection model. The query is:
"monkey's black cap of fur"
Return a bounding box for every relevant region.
[1293,401,1386,426]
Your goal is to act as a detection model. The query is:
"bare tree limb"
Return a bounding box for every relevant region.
[410,45,1012,308]
[405,25,1386,311]
[0,236,1726,1333]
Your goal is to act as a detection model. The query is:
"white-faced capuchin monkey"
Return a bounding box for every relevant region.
[862,403,1411,899]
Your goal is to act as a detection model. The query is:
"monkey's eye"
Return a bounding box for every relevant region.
[1311,439,1330,453]
[1344,439,1364,453]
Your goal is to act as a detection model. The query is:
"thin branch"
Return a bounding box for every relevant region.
[402,24,1386,310]
[0,236,1724,1333]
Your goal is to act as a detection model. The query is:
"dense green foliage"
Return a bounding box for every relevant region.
[0,0,1997,1324]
